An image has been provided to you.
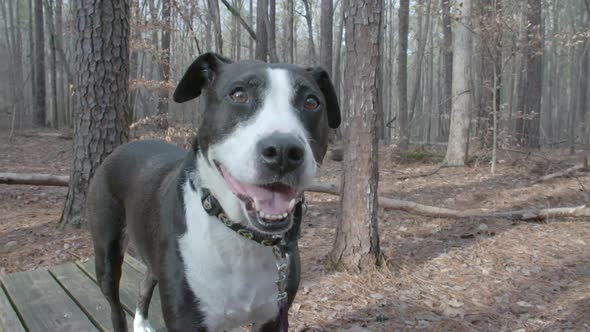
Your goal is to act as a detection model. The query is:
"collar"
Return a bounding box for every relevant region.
[200,187,283,247]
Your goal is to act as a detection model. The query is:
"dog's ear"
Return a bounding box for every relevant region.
[173,52,233,103]
[306,67,341,129]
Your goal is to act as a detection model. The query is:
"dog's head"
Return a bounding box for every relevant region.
[174,53,340,235]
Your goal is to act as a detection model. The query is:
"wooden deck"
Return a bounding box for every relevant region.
[0,255,167,332]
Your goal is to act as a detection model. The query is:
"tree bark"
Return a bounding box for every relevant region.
[328,0,383,273]
[158,0,171,114]
[267,0,278,62]
[33,0,46,126]
[397,0,410,149]
[208,0,223,53]
[320,0,333,76]
[60,0,130,228]
[301,0,317,64]
[285,0,294,63]
[444,0,473,166]
[515,0,544,148]
[440,0,453,141]
[45,0,58,128]
[255,0,268,61]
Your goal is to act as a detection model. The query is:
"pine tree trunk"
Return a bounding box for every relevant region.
[328,0,383,273]
[320,0,333,76]
[397,0,409,149]
[249,0,254,58]
[60,0,130,228]
[33,0,46,126]
[267,0,278,62]
[55,0,66,127]
[444,0,473,166]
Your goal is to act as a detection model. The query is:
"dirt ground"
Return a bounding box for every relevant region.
[1,129,589,332]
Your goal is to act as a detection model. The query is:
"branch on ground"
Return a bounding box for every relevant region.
[1,173,588,221]
[307,183,590,221]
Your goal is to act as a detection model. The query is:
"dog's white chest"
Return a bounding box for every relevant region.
[178,184,279,331]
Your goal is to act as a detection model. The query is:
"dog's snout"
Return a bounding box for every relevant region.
[258,133,304,174]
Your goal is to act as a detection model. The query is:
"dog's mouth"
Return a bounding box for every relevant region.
[215,162,302,231]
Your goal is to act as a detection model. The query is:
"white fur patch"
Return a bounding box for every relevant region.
[133,309,155,332]
[178,176,279,331]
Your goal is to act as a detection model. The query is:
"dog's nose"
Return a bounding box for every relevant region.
[258,133,305,174]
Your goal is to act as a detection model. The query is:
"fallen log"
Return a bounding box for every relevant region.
[2,173,588,221]
[307,183,590,221]
[534,157,589,183]
[0,173,69,187]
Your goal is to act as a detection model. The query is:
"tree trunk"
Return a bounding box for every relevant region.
[440,0,453,141]
[158,0,171,114]
[328,0,383,273]
[320,0,333,76]
[332,0,345,98]
[34,0,46,126]
[267,0,278,62]
[28,0,36,126]
[444,0,473,166]
[397,0,409,149]
[515,0,544,148]
[60,0,130,228]
[249,0,254,58]
[409,0,432,124]
[208,0,223,53]
[255,0,268,61]
[301,0,317,65]
[45,0,58,128]
[55,0,66,126]
[285,0,294,63]
[578,10,589,142]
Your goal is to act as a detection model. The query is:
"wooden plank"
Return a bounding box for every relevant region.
[77,260,166,331]
[0,268,98,332]
[124,254,147,274]
[49,263,134,331]
[0,283,25,332]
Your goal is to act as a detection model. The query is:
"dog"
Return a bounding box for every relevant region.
[86,52,341,332]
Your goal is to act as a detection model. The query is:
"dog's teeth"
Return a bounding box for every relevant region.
[288,199,296,211]
[282,212,288,218]
[254,198,260,210]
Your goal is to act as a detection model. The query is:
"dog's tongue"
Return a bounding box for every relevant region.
[220,167,296,215]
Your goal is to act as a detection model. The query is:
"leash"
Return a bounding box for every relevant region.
[200,188,292,332]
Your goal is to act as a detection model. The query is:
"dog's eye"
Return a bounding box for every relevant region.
[303,96,320,111]
[230,88,249,104]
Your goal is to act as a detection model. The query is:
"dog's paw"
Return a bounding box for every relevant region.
[133,310,156,332]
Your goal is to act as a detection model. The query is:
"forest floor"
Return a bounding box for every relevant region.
[0,128,589,332]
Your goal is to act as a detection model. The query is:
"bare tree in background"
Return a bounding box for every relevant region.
[285,0,294,63]
[397,0,410,149]
[444,0,473,166]
[440,0,453,140]
[515,0,543,148]
[60,0,130,228]
[320,0,333,77]
[255,0,268,61]
[301,0,317,64]
[208,0,223,53]
[329,0,383,273]
[158,0,171,114]
[33,0,46,126]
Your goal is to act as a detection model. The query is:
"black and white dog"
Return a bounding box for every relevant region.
[87,53,340,332]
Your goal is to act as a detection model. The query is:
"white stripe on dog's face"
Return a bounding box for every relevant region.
[206,68,316,189]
